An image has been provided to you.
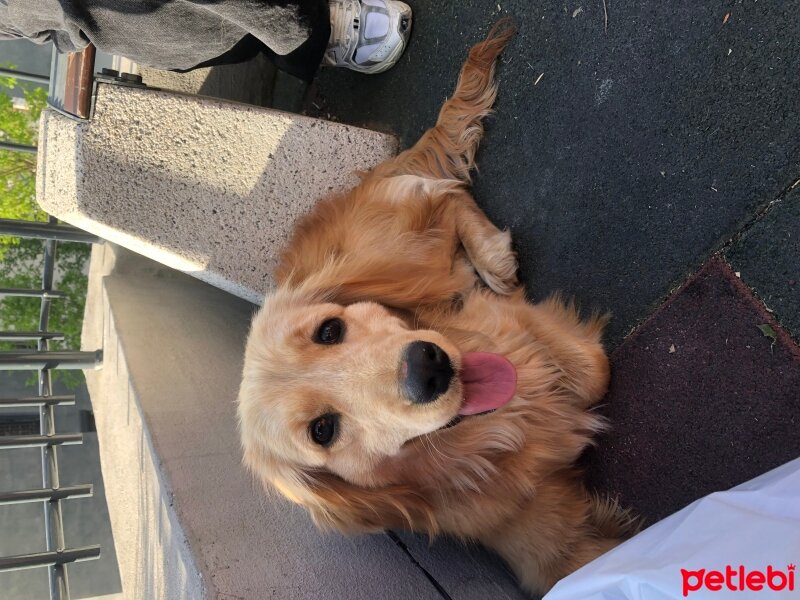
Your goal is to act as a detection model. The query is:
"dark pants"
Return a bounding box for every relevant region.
[0,0,330,81]
[185,10,330,82]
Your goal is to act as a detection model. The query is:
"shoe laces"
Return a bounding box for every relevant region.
[329,0,360,49]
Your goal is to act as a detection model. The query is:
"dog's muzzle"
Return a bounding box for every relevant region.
[401,341,454,404]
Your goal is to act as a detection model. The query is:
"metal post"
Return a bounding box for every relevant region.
[0,350,102,371]
[0,434,83,449]
[0,67,49,85]
[0,547,101,573]
[0,289,66,299]
[0,219,102,244]
[0,395,75,408]
[0,331,65,342]
[0,485,92,506]
[0,141,37,154]
[38,232,70,600]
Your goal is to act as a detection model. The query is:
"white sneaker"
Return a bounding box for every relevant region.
[324,0,412,74]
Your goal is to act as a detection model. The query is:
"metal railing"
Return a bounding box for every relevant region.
[0,67,50,86]
[0,140,37,154]
[0,216,104,600]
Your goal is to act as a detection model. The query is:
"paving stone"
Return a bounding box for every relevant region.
[585,257,800,523]
[726,187,800,342]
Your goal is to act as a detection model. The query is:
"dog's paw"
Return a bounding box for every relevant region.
[474,230,519,295]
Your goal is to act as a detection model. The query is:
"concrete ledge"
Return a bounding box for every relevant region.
[39,84,398,304]
[81,246,205,599]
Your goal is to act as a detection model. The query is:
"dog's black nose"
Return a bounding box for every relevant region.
[402,341,454,404]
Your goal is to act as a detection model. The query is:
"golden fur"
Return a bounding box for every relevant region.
[238,20,636,595]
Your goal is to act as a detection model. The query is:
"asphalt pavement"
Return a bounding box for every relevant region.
[308,0,800,347]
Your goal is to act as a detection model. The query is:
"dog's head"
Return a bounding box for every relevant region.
[237,282,516,532]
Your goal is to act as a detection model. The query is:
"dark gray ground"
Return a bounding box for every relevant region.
[305,0,800,347]
[726,185,800,340]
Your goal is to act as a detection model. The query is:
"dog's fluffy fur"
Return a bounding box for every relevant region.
[238,21,635,595]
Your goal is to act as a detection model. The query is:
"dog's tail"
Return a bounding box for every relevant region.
[373,18,516,183]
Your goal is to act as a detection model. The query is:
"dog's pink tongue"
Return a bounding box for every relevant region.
[459,352,517,416]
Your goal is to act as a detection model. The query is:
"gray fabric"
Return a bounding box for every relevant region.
[0,0,317,70]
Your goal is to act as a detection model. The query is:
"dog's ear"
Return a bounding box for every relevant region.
[293,249,475,312]
[371,19,515,183]
[301,470,439,535]
[277,174,477,311]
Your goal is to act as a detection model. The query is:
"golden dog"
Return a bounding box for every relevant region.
[238,20,635,595]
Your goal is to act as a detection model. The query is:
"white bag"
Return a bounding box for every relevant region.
[544,457,800,600]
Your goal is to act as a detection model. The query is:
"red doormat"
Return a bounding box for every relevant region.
[586,256,800,523]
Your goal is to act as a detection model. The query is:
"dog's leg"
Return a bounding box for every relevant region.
[373,19,515,183]
[454,197,518,295]
[485,478,632,596]
[380,18,519,294]
[276,20,516,306]
[524,298,611,407]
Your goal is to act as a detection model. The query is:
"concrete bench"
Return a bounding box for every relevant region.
[37,82,398,304]
[82,245,524,599]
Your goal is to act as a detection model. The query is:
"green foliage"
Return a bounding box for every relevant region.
[0,72,90,389]
[0,73,48,240]
[0,240,90,350]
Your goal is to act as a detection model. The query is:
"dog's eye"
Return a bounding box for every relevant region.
[314,318,345,345]
[310,413,338,446]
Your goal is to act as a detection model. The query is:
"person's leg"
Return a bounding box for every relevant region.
[17,0,323,72]
[174,1,329,82]
[173,35,265,72]
[182,0,415,81]
[189,0,413,80]
[12,0,408,78]
[260,1,331,82]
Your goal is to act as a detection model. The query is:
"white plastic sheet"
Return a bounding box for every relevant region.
[544,457,800,600]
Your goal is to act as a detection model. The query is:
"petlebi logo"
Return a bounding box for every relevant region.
[681,564,796,596]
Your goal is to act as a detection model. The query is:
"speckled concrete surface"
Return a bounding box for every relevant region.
[38,84,398,304]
